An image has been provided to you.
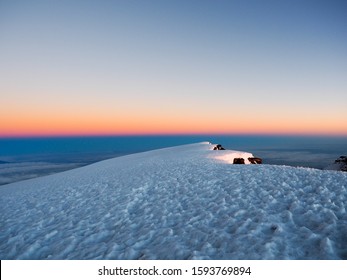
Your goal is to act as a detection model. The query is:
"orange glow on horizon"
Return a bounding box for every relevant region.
[1,93,346,137]
[1,111,346,137]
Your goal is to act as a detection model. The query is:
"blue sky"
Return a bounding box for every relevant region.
[1,0,346,135]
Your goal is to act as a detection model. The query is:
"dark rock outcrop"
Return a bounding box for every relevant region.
[325,156,347,172]
[233,158,245,164]
[335,156,347,172]
[213,144,225,150]
[335,156,347,164]
[248,157,262,164]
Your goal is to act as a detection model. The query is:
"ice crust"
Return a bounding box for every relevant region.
[0,142,346,259]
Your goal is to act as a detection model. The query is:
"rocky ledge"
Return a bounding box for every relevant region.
[324,156,347,172]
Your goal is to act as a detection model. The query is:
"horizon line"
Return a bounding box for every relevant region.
[1,132,347,139]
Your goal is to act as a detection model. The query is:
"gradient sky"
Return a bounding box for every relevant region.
[1,0,346,136]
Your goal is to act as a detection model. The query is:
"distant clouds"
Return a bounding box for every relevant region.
[0,162,81,186]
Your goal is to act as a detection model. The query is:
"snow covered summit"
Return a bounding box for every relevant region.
[1,142,347,259]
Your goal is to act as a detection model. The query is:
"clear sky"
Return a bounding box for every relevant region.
[1,0,346,136]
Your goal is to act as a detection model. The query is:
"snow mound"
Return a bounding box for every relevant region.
[1,142,347,260]
[212,150,255,164]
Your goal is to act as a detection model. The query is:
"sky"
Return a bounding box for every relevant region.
[1,0,346,137]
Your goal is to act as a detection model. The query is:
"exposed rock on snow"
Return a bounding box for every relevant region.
[0,142,347,260]
[233,158,245,164]
[324,156,347,172]
[248,157,263,164]
[213,144,225,150]
[211,144,262,164]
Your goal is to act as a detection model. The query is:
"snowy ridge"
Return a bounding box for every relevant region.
[0,142,347,259]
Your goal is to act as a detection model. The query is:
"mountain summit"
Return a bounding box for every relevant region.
[1,142,346,259]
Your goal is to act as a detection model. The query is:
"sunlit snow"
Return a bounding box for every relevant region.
[0,142,346,259]
[212,150,255,164]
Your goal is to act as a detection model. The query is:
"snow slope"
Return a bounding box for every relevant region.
[1,142,347,260]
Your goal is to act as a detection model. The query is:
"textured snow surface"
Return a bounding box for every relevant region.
[1,142,347,260]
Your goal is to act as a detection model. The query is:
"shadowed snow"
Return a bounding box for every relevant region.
[0,142,346,259]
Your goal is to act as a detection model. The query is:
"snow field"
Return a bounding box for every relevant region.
[0,142,346,259]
